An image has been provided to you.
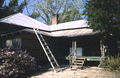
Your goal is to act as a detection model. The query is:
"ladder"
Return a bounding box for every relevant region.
[33,28,61,73]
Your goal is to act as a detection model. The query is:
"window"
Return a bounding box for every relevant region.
[6,38,21,50]
[69,47,82,56]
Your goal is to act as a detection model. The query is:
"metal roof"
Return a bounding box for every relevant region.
[0,29,52,37]
[0,13,102,37]
[50,28,101,37]
[0,13,50,31]
[0,28,101,37]
[0,13,89,31]
[49,20,89,31]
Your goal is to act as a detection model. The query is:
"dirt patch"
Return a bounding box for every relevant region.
[31,65,120,78]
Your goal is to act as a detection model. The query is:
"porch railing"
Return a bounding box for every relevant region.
[68,52,75,67]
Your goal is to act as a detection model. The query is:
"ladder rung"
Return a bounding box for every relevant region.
[52,62,56,63]
[43,44,47,46]
[42,39,45,41]
[47,53,51,54]
[52,62,57,64]
[44,45,48,48]
[45,47,50,50]
[50,57,54,59]
[41,39,45,41]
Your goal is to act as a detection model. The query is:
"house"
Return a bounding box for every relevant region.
[0,13,116,67]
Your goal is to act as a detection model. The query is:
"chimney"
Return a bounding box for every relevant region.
[52,14,58,25]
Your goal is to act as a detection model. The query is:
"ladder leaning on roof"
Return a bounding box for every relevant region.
[33,28,61,73]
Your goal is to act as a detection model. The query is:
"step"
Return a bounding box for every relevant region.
[73,60,84,62]
[70,65,82,69]
[70,58,86,69]
[73,63,84,65]
[73,61,84,64]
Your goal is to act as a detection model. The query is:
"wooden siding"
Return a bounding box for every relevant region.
[21,38,47,61]
[21,32,55,64]
[53,37,72,58]
[76,36,101,56]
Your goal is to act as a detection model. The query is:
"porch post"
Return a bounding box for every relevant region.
[72,39,77,58]
[100,40,105,57]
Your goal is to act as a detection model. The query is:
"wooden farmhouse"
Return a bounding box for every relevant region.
[0,13,117,70]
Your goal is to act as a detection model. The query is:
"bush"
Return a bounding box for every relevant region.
[101,54,120,71]
[0,48,41,78]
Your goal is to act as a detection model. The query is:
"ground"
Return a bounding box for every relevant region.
[31,65,120,78]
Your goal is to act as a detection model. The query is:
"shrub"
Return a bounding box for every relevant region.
[0,48,41,78]
[100,54,120,71]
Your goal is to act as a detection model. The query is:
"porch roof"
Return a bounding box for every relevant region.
[0,28,102,37]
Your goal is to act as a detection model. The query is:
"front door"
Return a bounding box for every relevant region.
[70,47,82,57]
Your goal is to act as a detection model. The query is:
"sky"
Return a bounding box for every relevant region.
[3,0,33,15]
[4,0,24,6]
[3,0,86,19]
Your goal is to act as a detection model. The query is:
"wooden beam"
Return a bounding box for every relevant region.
[100,40,105,57]
[72,39,77,58]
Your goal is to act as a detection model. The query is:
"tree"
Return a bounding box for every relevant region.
[0,0,28,19]
[83,0,120,38]
[30,0,83,25]
[83,0,120,55]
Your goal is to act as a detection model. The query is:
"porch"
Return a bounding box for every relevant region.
[65,37,106,69]
[65,56,106,69]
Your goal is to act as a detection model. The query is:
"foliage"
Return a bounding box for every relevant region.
[0,0,28,19]
[29,0,82,25]
[0,48,41,78]
[101,55,120,71]
[83,0,120,41]
[58,8,82,23]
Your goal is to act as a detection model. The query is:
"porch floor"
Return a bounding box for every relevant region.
[66,56,106,61]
